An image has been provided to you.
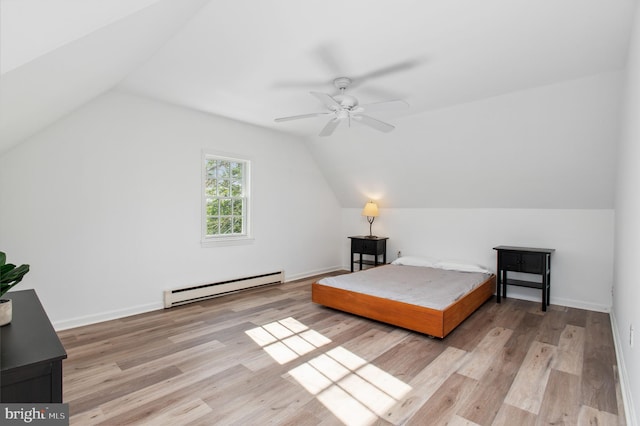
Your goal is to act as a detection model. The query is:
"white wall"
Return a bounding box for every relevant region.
[0,91,342,329]
[330,72,621,313]
[342,208,614,312]
[613,2,640,424]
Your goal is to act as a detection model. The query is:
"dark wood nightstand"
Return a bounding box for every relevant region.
[349,236,388,272]
[494,245,555,311]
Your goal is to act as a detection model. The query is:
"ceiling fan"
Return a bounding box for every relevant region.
[274,77,409,137]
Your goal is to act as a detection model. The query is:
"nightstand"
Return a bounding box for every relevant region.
[349,236,388,272]
[494,245,555,311]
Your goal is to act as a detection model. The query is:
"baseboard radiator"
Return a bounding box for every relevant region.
[164,270,284,308]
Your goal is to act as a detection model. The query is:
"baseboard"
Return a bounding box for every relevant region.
[610,311,637,426]
[498,289,610,313]
[285,265,345,282]
[53,267,345,330]
[549,296,610,313]
[53,301,163,331]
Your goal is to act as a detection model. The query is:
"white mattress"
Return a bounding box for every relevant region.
[317,264,492,310]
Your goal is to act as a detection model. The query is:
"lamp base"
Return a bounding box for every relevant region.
[366,217,376,239]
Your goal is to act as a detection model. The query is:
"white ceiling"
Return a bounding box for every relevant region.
[0,0,636,153]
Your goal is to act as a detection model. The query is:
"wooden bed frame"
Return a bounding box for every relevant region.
[311,273,496,338]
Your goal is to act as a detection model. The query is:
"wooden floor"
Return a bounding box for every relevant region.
[58,274,626,425]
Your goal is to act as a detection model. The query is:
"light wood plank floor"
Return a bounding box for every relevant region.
[58,274,625,425]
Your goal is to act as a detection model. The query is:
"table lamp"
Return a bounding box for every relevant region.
[361,201,379,238]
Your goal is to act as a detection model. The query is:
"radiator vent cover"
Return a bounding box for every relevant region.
[164,270,284,308]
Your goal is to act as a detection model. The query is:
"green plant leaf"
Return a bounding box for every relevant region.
[0,253,29,298]
[0,263,15,277]
[1,265,29,284]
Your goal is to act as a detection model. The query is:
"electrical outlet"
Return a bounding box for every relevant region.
[630,324,634,348]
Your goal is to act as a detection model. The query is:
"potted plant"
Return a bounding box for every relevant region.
[0,251,30,326]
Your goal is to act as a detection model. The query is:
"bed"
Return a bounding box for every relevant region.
[311,257,496,338]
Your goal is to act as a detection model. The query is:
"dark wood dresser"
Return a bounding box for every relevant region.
[0,289,67,402]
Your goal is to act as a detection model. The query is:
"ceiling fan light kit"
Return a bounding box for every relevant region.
[275,76,408,137]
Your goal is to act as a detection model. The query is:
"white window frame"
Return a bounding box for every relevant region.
[201,151,253,247]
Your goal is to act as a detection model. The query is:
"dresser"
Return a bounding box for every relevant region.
[494,246,555,311]
[0,290,67,402]
[349,236,388,272]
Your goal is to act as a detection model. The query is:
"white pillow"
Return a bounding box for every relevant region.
[434,260,492,274]
[391,256,439,268]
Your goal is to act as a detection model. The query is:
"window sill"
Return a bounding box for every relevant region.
[201,236,255,247]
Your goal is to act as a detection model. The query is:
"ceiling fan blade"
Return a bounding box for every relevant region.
[319,118,341,137]
[314,43,344,76]
[272,79,331,89]
[274,112,331,122]
[311,92,341,110]
[352,114,395,133]
[350,58,424,88]
[355,99,409,114]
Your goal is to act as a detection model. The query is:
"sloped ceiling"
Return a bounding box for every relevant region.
[0,0,209,154]
[119,0,636,135]
[2,0,635,153]
[0,0,636,207]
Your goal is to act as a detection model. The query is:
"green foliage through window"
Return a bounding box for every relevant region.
[204,156,248,238]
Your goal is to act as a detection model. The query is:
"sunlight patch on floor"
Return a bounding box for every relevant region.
[289,346,412,424]
[247,317,412,425]
[245,317,331,365]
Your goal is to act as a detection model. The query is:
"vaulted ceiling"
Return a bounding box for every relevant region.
[1,0,637,209]
[1,0,635,154]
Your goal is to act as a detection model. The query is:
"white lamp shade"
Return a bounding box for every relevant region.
[361,201,379,217]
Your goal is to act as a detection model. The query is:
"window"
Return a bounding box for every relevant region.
[202,152,251,244]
